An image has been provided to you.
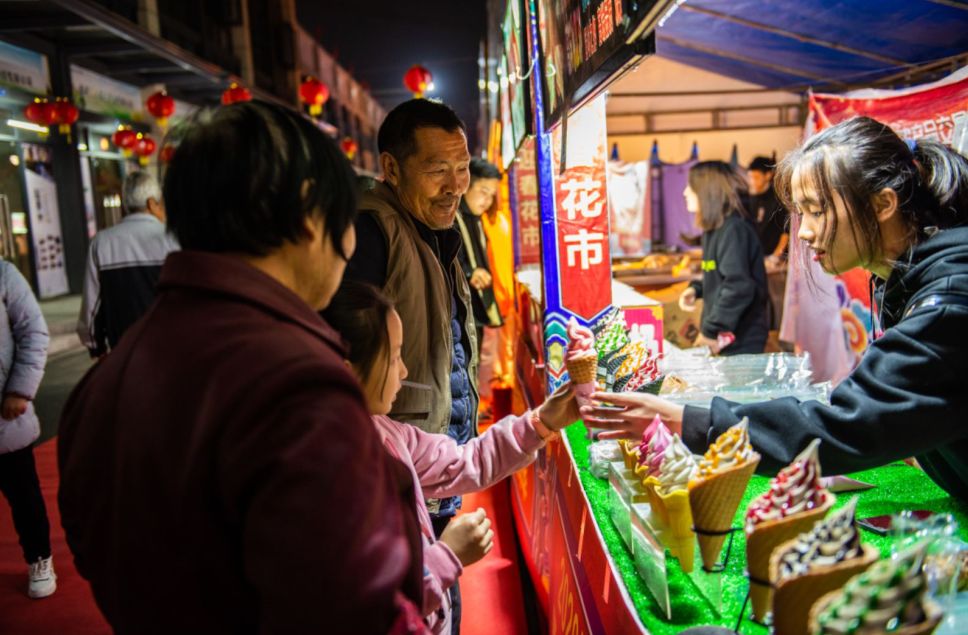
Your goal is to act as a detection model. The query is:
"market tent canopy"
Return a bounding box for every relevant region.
[655,0,968,91]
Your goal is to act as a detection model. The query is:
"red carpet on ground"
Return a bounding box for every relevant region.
[0,439,529,634]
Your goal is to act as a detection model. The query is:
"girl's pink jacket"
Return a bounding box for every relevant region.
[372,412,548,634]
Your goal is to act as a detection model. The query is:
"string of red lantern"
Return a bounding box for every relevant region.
[146,90,175,129]
[403,65,432,98]
[299,76,330,117]
[340,137,358,160]
[134,133,157,166]
[222,82,252,106]
[112,126,138,157]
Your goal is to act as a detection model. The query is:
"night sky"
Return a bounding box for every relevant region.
[296,0,488,151]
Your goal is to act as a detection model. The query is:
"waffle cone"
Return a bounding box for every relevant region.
[566,355,598,385]
[770,543,879,635]
[633,471,664,522]
[657,489,695,574]
[687,455,760,571]
[746,493,835,623]
[809,592,942,635]
[619,440,640,470]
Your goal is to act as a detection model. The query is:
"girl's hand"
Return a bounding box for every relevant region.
[696,334,721,354]
[579,391,685,440]
[536,384,581,431]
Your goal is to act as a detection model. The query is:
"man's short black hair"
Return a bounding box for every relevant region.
[469,157,501,183]
[747,156,775,173]
[377,98,466,161]
[164,100,357,258]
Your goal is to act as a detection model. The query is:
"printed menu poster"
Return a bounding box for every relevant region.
[23,143,69,298]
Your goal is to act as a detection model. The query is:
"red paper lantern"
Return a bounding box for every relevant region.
[134,133,157,166]
[159,144,176,164]
[112,126,138,157]
[146,90,175,128]
[23,98,58,131]
[299,76,329,117]
[403,65,432,98]
[52,98,80,141]
[221,82,252,106]
[340,137,358,160]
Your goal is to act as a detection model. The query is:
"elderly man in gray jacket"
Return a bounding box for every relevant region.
[0,260,52,598]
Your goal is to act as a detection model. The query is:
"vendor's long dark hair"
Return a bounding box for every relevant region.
[321,282,394,389]
[774,116,968,266]
[688,161,747,231]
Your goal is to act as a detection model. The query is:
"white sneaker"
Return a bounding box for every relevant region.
[28,556,56,599]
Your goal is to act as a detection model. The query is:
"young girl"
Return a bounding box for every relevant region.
[679,161,769,355]
[583,116,968,502]
[0,260,53,598]
[322,282,578,634]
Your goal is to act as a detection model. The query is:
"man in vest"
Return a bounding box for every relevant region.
[345,98,479,633]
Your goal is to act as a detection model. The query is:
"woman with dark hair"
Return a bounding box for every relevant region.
[679,161,769,355]
[322,281,579,635]
[583,116,968,502]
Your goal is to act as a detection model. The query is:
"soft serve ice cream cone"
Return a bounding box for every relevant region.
[810,541,942,635]
[770,497,878,635]
[687,418,760,571]
[566,317,598,406]
[634,419,672,518]
[745,438,834,623]
[654,434,699,573]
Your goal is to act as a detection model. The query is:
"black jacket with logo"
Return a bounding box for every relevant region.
[688,212,768,354]
[683,225,968,501]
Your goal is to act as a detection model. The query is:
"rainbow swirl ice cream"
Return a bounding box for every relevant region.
[746,439,829,534]
[777,497,864,581]
[814,542,933,635]
[656,435,698,497]
[694,418,756,480]
[566,317,598,405]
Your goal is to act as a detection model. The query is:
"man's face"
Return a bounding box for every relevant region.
[748,169,772,196]
[465,177,499,217]
[384,127,471,229]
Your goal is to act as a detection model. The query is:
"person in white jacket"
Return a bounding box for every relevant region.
[0,260,53,598]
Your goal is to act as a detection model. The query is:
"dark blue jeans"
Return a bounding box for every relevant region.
[432,515,461,635]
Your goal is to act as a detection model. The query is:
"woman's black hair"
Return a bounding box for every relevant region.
[163,100,357,257]
[687,161,747,231]
[321,281,394,387]
[774,116,968,266]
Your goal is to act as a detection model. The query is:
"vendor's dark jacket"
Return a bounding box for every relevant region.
[57,251,423,634]
[683,225,968,501]
[689,212,769,355]
[744,185,787,256]
[455,200,502,329]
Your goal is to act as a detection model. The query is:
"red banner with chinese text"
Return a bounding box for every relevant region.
[552,94,613,321]
[516,136,541,265]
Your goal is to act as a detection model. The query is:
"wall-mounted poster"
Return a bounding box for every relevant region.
[503,0,530,157]
[22,143,69,298]
[0,39,49,95]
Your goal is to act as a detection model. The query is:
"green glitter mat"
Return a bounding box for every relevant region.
[564,422,968,634]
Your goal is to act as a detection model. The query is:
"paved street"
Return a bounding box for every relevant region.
[35,349,94,445]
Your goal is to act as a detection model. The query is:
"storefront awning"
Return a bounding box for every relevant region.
[656,0,968,92]
[0,0,289,108]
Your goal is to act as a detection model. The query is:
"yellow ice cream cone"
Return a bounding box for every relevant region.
[657,488,696,573]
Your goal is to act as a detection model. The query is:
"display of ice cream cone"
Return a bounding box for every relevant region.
[809,592,942,635]
[770,542,879,635]
[747,496,834,622]
[618,439,639,470]
[745,439,834,622]
[656,488,696,573]
[566,318,598,406]
[687,418,760,571]
[688,456,759,571]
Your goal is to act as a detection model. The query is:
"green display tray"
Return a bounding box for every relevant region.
[565,422,968,635]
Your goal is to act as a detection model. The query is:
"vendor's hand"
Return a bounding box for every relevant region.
[696,334,721,354]
[579,391,685,440]
[470,268,492,290]
[678,287,697,312]
[536,384,581,431]
[439,508,493,567]
[765,254,783,272]
[2,394,29,420]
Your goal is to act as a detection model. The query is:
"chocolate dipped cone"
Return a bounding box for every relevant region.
[771,542,879,635]
[688,455,760,571]
[809,592,942,635]
[746,494,835,622]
